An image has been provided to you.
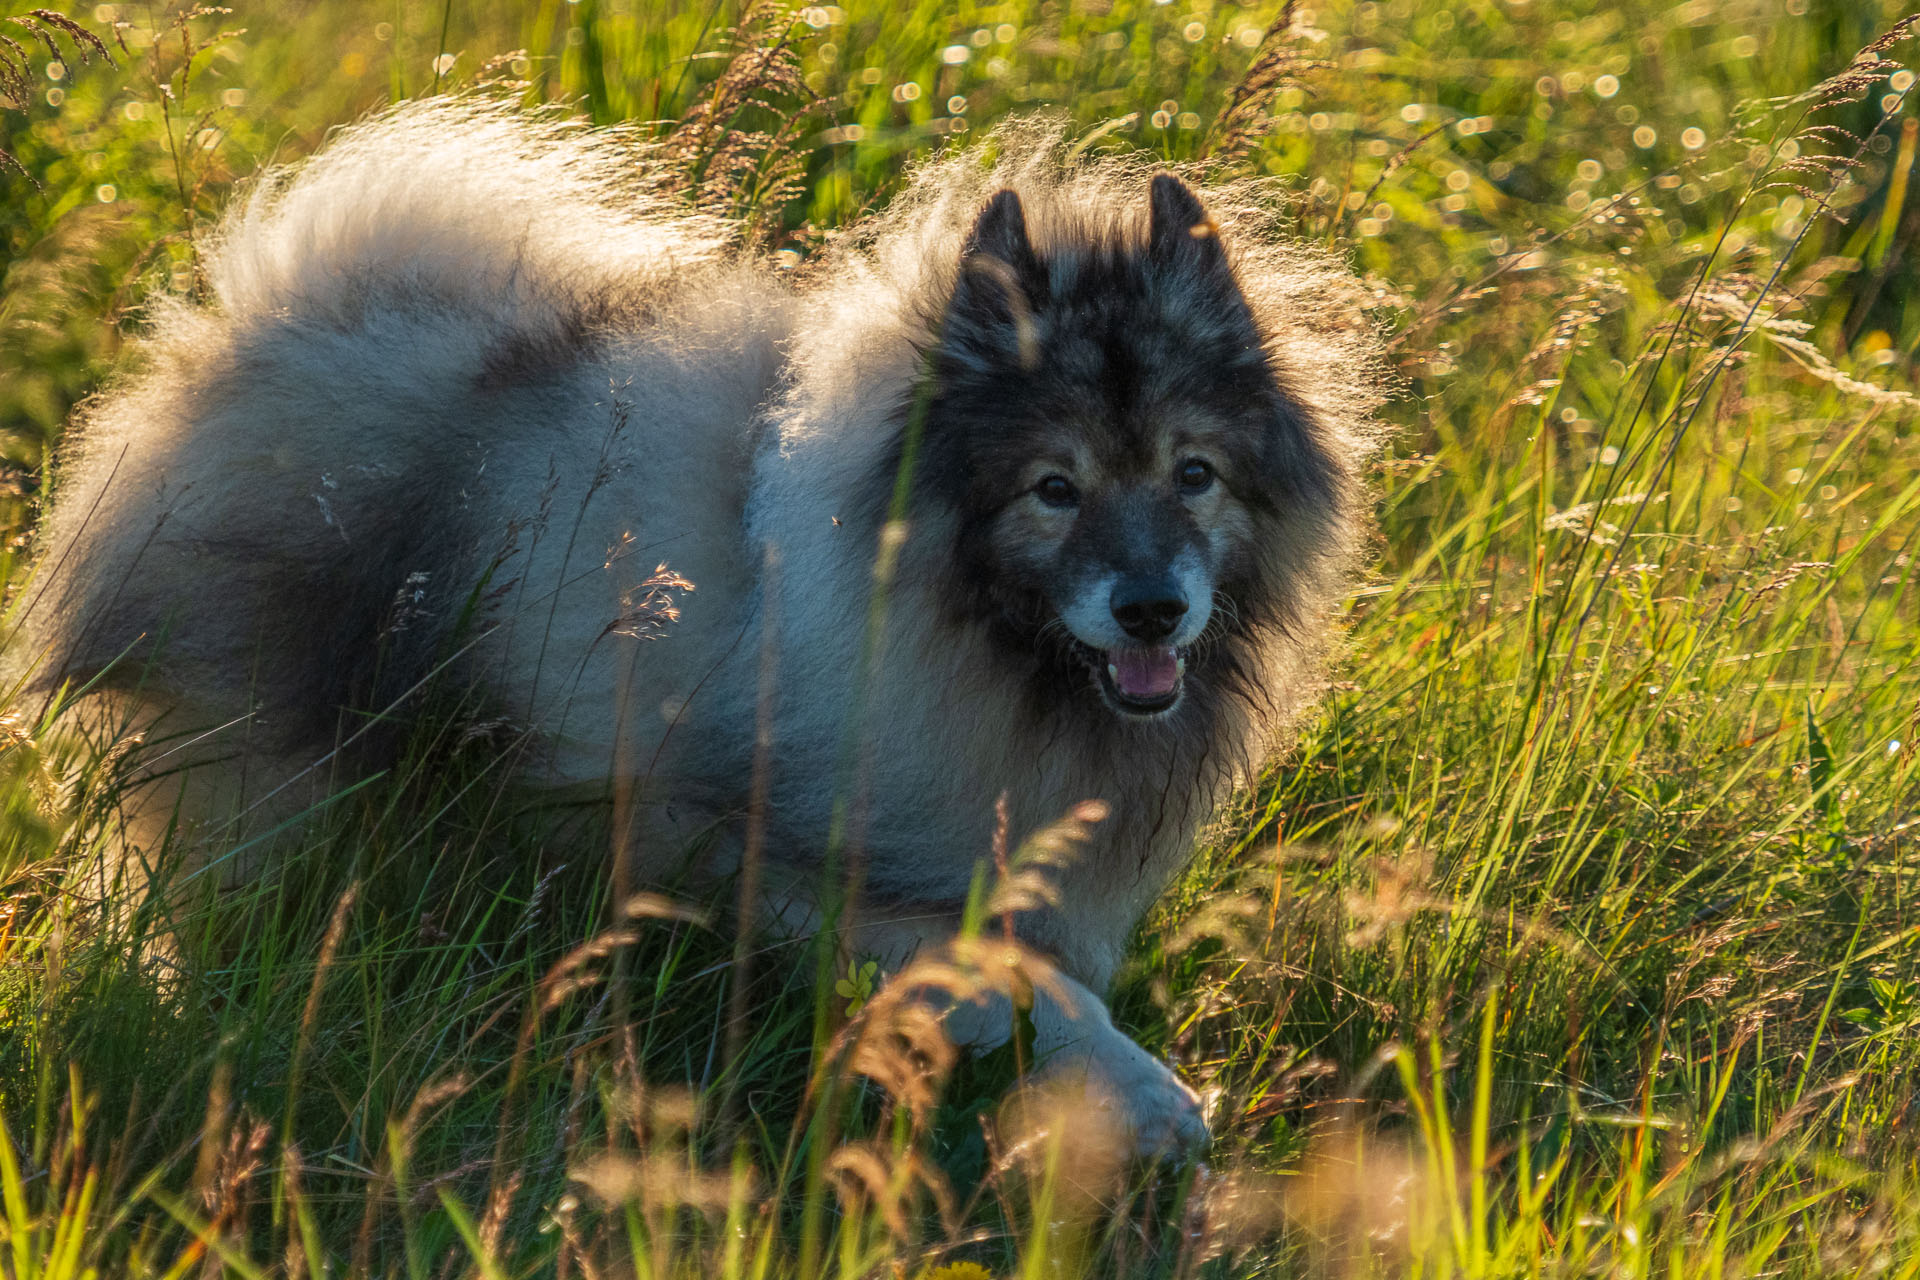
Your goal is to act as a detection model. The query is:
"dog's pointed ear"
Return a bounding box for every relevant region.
[1148,173,1226,273]
[946,189,1044,368]
[965,188,1036,268]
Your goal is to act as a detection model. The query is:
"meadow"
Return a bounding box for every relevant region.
[4,0,1920,1275]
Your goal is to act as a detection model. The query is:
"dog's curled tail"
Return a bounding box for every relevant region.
[204,96,727,332]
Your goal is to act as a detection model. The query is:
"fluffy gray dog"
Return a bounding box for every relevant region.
[16,102,1387,1158]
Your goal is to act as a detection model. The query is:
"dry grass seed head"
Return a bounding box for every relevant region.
[846,980,960,1127]
[987,1076,1135,1213]
[652,0,824,243]
[0,11,118,179]
[825,1141,912,1241]
[1200,0,1334,168]
[984,798,1107,919]
[570,1150,743,1219]
[606,563,698,642]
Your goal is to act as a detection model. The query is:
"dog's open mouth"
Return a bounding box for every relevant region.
[1072,642,1188,715]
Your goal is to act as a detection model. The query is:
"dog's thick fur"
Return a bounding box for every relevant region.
[15,102,1386,1156]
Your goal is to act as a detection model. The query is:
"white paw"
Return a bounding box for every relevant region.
[1022,1027,1209,1162]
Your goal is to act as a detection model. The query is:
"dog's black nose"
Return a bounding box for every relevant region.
[1111,579,1188,641]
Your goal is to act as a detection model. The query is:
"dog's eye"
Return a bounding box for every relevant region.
[1177,459,1214,492]
[1034,474,1078,507]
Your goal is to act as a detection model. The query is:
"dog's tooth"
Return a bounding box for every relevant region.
[1107,663,1120,682]
[1176,656,1186,677]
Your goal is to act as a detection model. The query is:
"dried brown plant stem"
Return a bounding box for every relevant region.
[990,790,1031,1080]
[281,882,358,1146]
[145,6,244,298]
[721,542,780,1140]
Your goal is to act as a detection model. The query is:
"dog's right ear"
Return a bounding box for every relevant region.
[946,189,1045,368]
[1148,173,1227,276]
[964,189,1037,268]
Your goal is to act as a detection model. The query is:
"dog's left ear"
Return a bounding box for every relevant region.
[1148,174,1227,274]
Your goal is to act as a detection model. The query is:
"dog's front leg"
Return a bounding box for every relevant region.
[951,957,1208,1160]
[869,929,1208,1161]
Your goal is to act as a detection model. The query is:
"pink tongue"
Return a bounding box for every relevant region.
[1109,646,1181,699]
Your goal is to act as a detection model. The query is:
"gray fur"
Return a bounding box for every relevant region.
[13,102,1389,1156]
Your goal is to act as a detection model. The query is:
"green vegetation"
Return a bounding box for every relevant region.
[5,0,1920,1274]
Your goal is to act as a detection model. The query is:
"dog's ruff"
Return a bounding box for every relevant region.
[16,101,1387,1159]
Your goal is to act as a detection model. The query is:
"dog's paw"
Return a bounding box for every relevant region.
[1020,1028,1209,1162]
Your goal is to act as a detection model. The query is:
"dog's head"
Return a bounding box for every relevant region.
[919,175,1343,721]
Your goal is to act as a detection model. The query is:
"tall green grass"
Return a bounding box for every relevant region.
[4,0,1920,1275]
